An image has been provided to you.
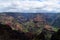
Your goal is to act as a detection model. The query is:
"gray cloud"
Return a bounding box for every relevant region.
[0,0,60,13]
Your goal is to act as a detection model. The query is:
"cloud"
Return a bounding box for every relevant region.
[0,0,60,13]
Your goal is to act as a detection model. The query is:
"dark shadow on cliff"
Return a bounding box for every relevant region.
[0,23,31,40]
[51,29,60,40]
[34,28,55,40]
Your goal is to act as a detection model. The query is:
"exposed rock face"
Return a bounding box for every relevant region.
[33,14,46,25]
[44,25,53,31]
[0,14,23,32]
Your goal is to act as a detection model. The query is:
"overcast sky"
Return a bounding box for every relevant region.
[0,0,60,13]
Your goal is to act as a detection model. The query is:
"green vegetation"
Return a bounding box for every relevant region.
[53,27,59,32]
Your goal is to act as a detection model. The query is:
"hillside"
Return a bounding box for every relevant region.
[0,13,60,33]
[0,12,60,40]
